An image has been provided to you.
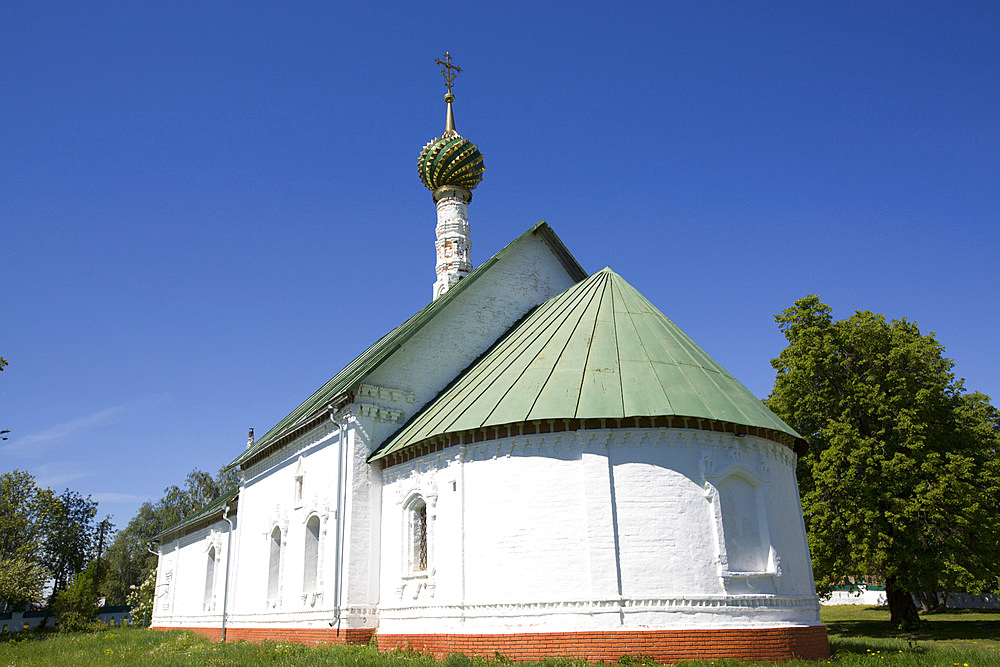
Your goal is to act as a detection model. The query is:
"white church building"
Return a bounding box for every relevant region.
[150,63,830,662]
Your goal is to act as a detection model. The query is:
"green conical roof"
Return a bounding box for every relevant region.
[371,268,800,461]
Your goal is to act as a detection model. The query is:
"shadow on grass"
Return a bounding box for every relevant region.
[828,635,928,657]
[0,628,58,644]
[825,608,1000,644]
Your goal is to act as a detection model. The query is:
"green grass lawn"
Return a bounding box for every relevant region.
[1,606,997,666]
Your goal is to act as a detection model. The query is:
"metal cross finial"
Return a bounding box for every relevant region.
[434,51,462,97]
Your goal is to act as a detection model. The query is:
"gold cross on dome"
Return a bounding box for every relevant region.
[434,51,462,96]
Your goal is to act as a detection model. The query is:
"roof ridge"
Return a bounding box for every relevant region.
[571,271,610,418]
[611,274,673,415]
[526,271,608,421]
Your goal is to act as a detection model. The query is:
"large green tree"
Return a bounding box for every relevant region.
[0,470,106,613]
[766,296,1000,629]
[0,470,48,612]
[37,489,99,597]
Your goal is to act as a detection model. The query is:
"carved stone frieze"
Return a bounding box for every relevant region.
[356,384,416,404]
[356,403,404,423]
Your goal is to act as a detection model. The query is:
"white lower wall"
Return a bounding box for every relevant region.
[378,427,821,634]
[151,518,235,629]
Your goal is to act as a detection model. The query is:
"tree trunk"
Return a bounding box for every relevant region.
[886,577,920,629]
[917,591,948,613]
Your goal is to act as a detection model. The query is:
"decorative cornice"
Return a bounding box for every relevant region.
[240,393,352,471]
[356,403,405,423]
[379,417,799,469]
[243,419,340,481]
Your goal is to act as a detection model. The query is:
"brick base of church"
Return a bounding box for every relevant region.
[151,626,375,645]
[377,627,830,662]
[154,625,829,661]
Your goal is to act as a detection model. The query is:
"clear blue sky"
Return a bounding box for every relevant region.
[3,2,998,528]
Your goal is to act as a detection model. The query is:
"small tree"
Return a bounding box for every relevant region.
[766,296,1000,629]
[51,561,100,631]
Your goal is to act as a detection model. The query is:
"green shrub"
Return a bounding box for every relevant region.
[125,568,156,627]
[51,562,100,631]
[443,653,474,667]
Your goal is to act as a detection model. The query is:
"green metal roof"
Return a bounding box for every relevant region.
[228,221,587,470]
[371,268,800,461]
[155,485,239,542]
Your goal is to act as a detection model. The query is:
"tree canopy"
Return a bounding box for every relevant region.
[0,470,104,613]
[0,470,48,611]
[766,296,1000,628]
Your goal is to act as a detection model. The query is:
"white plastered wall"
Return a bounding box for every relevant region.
[223,417,352,630]
[150,517,236,629]
[378,427,821,634]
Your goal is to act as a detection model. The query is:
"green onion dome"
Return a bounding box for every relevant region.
[418,131,485,192]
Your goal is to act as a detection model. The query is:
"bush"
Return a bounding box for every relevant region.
[51,563,99,631]
[125,568,156,626]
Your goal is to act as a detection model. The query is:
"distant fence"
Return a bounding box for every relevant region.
[824,585,1000,610]
[0,606,131,633]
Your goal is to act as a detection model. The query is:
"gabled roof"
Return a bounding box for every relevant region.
[229,221,587,470]
[155,485,239,542]
[371,268,801,461]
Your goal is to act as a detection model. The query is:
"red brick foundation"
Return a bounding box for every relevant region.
[151,626,375,645]
[377,626,830,662]
[153,625,830,662]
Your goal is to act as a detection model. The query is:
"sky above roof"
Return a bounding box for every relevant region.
[3,1,998,528]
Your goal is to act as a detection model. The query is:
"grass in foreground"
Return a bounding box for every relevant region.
[0,607,997,666]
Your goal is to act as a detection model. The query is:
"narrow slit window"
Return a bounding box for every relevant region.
[303,515,320,594]
[204,547,216,607]
[411,500,427,573]
[267,527,282,600]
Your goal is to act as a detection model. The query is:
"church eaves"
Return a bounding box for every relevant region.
[155,485,239,542]
[228,221,586,471]
[370,268,802,462]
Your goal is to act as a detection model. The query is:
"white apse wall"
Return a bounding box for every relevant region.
[378,427,822,635]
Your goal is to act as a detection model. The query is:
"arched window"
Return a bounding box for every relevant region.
[303,515,320,594]
[409,498,428,573]
[267,527,282,600]
[204,546,216,607]
[718,474,766,572]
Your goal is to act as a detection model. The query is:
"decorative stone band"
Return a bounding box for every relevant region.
[356,384,416,404]
[356,403,405,423]
[377,416,803,469]
[377,594,821,620]
[377,626,830,662]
